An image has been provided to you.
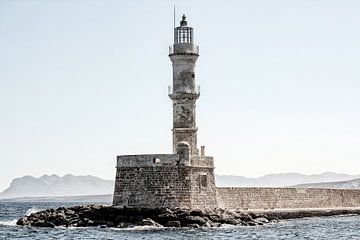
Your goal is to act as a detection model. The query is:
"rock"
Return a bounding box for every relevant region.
[208,214,221,222]
[157,213,178,222]
[173,208,190,219]
[238,212,253,222]
[246,221,258,226]
[210,222,221,227]
[54,215,69,226]
[117,222,130,228]
[65,210,75,215]
[31,212,41,218]
[190,209,205,217]
[140,218,163,227]
[32,220,45,227]
[186,223,200,228]
[254,217,269,224]
[87,219,95,226]
[16,217,28,226]
[166,220,181,227]
[44,222,56,228]
[16,205,276,229]
[222,217,241,225]
[184,216,207,225]
[159,207,173,215]
[202,221,212,228]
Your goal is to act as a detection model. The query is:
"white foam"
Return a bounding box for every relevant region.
[219,223,237,229]
[110,225,164,231]
[25,207,41,216]
[0,219,17,226]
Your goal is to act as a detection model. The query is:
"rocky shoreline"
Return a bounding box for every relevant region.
[16,205,360,229]
[16,205,274,228]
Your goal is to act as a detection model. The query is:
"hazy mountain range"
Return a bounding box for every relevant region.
[215,172,360,187]
[0,174,114,199]
[1,172,360,200]
[291,178,360,189]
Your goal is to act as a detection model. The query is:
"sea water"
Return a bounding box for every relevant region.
[1,202,360,239]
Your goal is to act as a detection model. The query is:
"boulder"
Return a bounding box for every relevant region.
[117,222,130,228]
[44,222,56,228]
[202,221,212,228]
[190,209,206,217]
[166,220,181,227]
[140,218,163,227]
[156,213,178,224]
[65,209,75,215]
[16,217,28,226]
[222,217,241,225]
[254,217,269,224]
[184,216,207,225]
[208,214,221,222]
[186,223,200,228]
[159,207,173,215]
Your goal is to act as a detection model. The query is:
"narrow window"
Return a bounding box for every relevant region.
[200,175,208,188]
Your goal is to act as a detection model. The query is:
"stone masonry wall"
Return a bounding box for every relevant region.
[113,166,191,209]
[113,165,218,210]
[218,187,360,210]
[189,167,218,209]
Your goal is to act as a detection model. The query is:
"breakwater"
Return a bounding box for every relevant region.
[218,187,360,209]
[16,204,360,229]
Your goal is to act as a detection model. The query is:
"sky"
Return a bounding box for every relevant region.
[0,0,360,192]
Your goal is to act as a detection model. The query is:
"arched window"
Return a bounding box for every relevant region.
[176,142,191,160]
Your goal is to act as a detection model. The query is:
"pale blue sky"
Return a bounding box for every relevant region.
[1,0,360,191]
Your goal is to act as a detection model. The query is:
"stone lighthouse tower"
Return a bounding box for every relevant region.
[169,15,200,156]
[113,15,218,210]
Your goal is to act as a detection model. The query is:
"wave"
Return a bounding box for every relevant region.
[25,207,41,216]
[110,225,164,231]
[0,219,17,226]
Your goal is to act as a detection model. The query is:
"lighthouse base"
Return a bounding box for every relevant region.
[112,154,218,210]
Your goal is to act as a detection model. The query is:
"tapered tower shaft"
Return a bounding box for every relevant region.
[169,15,200,155]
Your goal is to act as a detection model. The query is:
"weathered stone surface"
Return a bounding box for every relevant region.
[16,205,360,229]
[113,165,218,210]
[166,220,181,227]
[16,205,268,228]
[140,218,163,227]
[184,216,207,225]
[186,223,200,228]
[157,213,178,224]
[254,217,269,224]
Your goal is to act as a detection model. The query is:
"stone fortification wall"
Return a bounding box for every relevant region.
[114,166,192,209]
[218,187,360,210]
[113,154,218,209]
[113,166,217,209]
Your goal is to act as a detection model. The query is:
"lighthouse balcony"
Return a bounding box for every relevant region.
[169,44,199,56]
[168,85,200,100]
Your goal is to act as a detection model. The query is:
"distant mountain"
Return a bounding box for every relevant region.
[0,174,114,199]
[0,194,113,203]
[215,172,360,187]
[291,178,360,189]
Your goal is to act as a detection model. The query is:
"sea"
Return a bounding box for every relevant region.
[1,202,360,240]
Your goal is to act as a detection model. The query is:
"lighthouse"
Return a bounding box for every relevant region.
[169,15,200,156]
[113,15,218,209]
